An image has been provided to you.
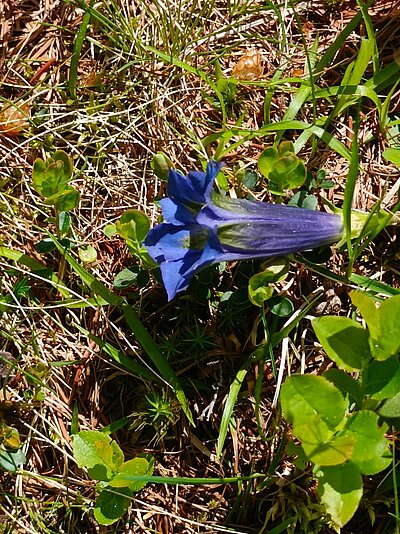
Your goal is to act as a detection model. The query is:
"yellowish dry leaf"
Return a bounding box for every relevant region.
[0,102,30,135]
[232,50,263,81]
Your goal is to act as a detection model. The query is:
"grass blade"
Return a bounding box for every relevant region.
[216,363,248,460]
[123,304,194,425]
[76,325,158,382]
[69,0,95,100]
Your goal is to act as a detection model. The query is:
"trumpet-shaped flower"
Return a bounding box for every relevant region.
[144,161,344,300]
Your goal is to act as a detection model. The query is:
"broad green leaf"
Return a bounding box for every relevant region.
[116,210,150,243]
[349,291,380,339]
[108,457,153,492]
[364,356,400,400]
[345,411,391,475]
[281,374,347,430]
[382,147,400,167]
[313,316,370,371]
[379,392,400,426]
[371,294,400,360]
[248,280,273,307]
[324,369,362,408]
[32,151,73,199]
[0,446,26,472]
[257,147,278,178]
[351,292,400,360]
[94,486,132,526]
[315,462,363,528]
[52,150,73,182]
[104,224,117,238]
[294,417,354,466]
[72,430,124,481]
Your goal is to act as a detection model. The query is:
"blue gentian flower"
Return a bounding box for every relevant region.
[144,161,344,300]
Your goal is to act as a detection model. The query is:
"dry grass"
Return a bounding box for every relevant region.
[0,0,400,533]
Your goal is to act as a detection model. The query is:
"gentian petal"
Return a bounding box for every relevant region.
[167,161,223,206]
[159,198,196,225]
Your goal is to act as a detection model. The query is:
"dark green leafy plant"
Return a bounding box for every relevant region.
[281,291,400,530]
[72,430,153,526]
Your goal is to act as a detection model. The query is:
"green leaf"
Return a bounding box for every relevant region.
[268,296,294,317]
[116,210,150,243]
[113,267,140,289]
[55,186,80,212]
[364,356,400,400]
[57,212,71,235]
[351,292,400,360]
[53,150,73,182]
[257,147,278,178]
[281,374,348,430]
[72,430,124,481]
[108,457,153,492]
[379,392,400,426]
[294,417,355,465]
[313,316,370,371]
[94,486,132,526]
[248,258,289,307]
[315,462,363,528]
[345,410,391,475]
[382,147,400,167]
[324,369,362,408]
[371,294,400,360]
[0,446,26,472]
[104,224,117,238]
[78,245,97,263]
[150,152,172,181]
[32,151,73,199]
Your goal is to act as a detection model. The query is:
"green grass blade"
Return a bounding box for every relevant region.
[110,473,262,485]
[76,325,158,382]
[335,39,373,116]
[343,109,360,260]
[123,304,194,425]
[356,0,379,73]
[69,0,95,100]
[313,0,374,75]
[216,363,248,460]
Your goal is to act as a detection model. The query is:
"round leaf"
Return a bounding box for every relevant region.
[281,374,347,430]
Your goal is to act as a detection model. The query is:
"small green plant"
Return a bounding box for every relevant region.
[281,291,400,531]
[72,430,153,526]
[32,150,79,215]
[0,423,26,473]
[258,141,307,195]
